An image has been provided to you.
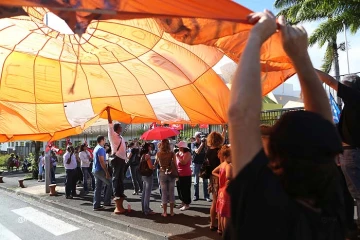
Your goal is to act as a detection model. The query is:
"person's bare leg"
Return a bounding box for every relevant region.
[170,202,175,216]
[114,197,126,214]
[217,213,222,231]
[162,203,168,217]
[210,193,217,229]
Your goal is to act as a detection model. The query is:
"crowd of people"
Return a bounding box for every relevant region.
[35,10,360,240]
[58,106,232,234]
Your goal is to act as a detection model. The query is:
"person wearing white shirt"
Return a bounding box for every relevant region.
[106,107,127,214]
[63,146,77,199]
[79,144,95,193]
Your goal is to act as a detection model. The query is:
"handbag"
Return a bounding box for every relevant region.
[169,158,179,178]
[199,160,212,179]
[108,137,122,162]
[139,156,153,177]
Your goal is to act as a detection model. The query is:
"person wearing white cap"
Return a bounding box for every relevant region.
[176,141,193,211]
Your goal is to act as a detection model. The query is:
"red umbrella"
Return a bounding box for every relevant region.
[141,127,180,140]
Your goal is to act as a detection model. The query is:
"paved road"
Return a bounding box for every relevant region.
[0,189,143,240]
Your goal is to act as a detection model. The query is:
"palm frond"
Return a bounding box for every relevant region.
[320,43,335,73]
[309,17,345,47]
[274,0,305,9]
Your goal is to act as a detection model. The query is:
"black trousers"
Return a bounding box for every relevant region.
[177,176,192,205]
[65,169,77,197]
[76,166,83,183]
[110,157,126,198]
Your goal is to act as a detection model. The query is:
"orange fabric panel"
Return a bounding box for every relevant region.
[0,1,297,141]
[120,95,157,120]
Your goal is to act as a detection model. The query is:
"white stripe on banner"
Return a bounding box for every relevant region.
[0,222,22,240]
[12,207,79,236]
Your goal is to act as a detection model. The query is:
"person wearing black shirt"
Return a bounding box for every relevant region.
[192,132,210,202]
[317,69,360,232]
[226,11,345,240]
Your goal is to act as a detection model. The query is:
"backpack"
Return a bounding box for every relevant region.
[139,155,153,177]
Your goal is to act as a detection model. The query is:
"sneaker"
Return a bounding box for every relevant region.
[193,197,199,201]
[93,206,104,211]
[180,205,190,211]
[206,198,212,202]
[132,191,139,195]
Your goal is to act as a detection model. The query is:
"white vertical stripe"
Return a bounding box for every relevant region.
[12,207,79,236]
[0,222,22,240]
[147,90,190,122]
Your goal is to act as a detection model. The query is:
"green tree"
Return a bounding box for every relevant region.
[274,0,359,77]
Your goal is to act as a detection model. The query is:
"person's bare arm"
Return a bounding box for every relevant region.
[212,165,221,178]
[221,125,227,138]
[278,17,332,123]
[172,153,177,169]
[106,107,112,124]
[145,155,154,169]
[225,163,233,181]
[177,152,191,165]
[228,10,277,177]
[315,69,338,91]
[194,142,204,154]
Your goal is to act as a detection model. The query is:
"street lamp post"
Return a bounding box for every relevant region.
[343,21,350,74]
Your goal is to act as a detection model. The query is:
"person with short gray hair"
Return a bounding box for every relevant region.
[317,70,360,233]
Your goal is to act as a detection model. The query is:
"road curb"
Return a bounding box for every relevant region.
[0,184,171,240]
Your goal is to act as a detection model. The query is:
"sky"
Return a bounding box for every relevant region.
[47,0,360,93]
[236,0,360,91]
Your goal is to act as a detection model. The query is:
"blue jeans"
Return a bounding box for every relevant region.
[193,163,209,199]
[82,167,95,192]
[141,175,153,214]
[341,148,360,225]
[157,168,162,196]
[159,171,176,204]
[93,170,112,209]
[51,165,56,184]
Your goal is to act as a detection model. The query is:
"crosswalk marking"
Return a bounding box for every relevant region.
[0,222,22,240]
[12,207,79,236]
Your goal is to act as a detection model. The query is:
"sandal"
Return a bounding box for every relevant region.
[210,226,218,231]
[217,230,223,236]
[161,213,167,217]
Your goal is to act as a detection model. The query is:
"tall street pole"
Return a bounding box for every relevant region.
[343,21,350,74]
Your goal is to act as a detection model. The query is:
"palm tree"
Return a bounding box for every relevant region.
[274,0,360,78]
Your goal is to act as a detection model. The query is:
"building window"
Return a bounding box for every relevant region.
[40,142,43,148]
[11,142,14,147]
[90,140,97,147]
[20,142,24,146]
[54,141,59,147]
[74,141,81,147]
[61,141,66,148]
[16,142,19,146]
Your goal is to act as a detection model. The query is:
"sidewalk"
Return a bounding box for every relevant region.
[0,171,220,240]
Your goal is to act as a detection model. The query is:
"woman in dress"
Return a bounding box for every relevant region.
[212,145,232,235]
